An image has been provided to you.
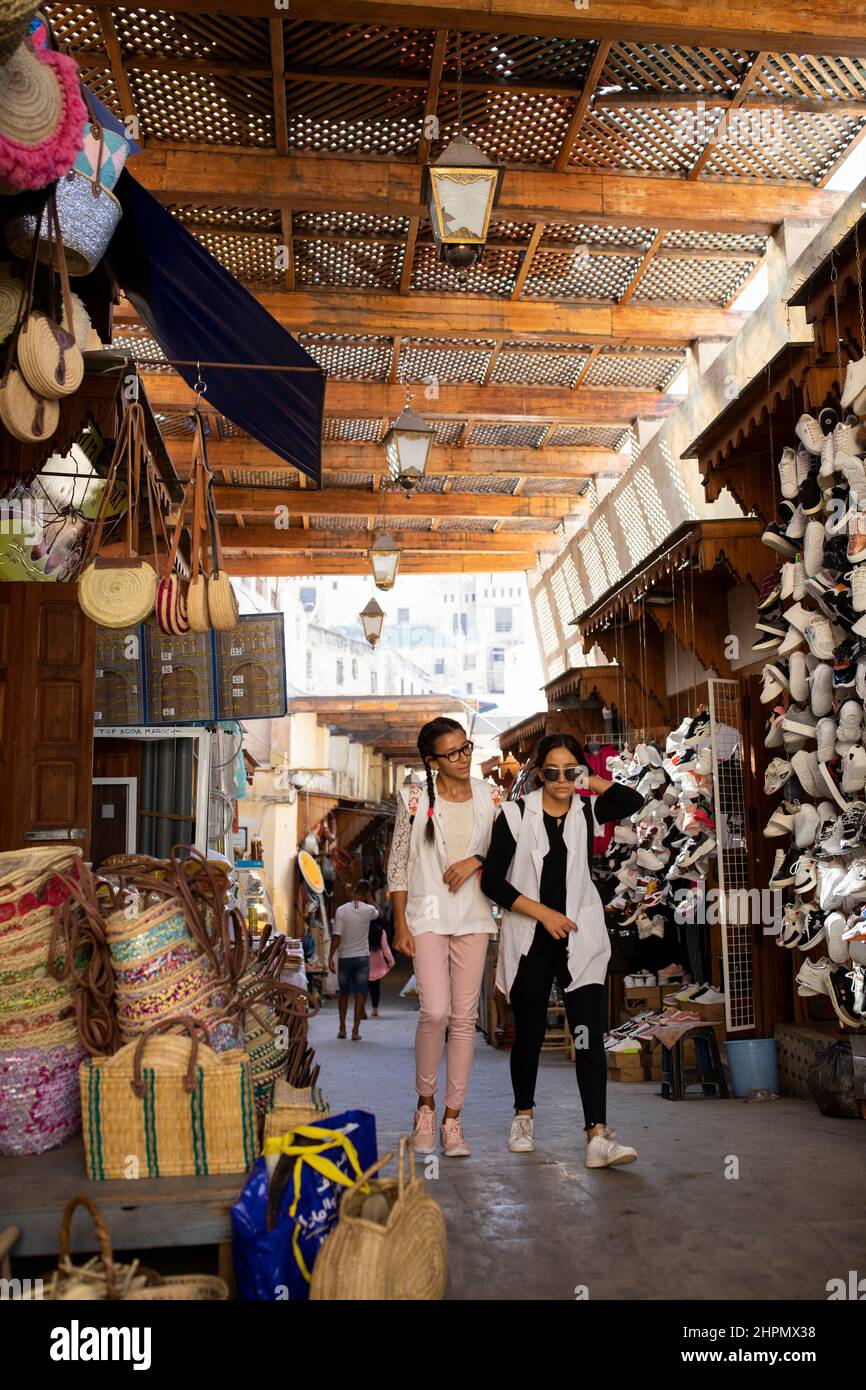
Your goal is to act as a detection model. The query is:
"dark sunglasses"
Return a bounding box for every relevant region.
[540,765,582,782]
[432,740,474,764]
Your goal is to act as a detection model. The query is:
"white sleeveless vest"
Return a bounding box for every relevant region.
[400,777,499,936]
[494,787,610,1000]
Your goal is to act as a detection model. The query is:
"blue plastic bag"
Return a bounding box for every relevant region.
[231,1111,377,1300]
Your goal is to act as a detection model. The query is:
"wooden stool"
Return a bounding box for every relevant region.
[660,1027,729,1100]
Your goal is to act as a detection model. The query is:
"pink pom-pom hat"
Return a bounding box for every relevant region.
[0,39,86,193]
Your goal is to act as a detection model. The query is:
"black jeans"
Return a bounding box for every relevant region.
[369,979,381,1009]
[510,948,607,1129]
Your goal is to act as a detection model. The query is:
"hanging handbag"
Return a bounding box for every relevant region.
[79,1017,257,1180]
[202,424,239,631]
[186,416,211,632]
[0,206,58,444]
[152,463,190,635]
[4,87,123,277]
[310,1137,448,1301]
[77,401,158,628]
[17,196,84,400]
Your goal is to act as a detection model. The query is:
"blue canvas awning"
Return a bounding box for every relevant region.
[103,135,323,483]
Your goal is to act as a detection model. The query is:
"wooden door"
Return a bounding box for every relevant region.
[0,584,96,855]
[91,780,136,866]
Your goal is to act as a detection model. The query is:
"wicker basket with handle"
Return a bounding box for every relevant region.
[79,1017,257,1179]
[17,1196,228,1300]
[309,1136,447,1301]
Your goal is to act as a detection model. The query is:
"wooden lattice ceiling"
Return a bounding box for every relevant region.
[45,1,866,576]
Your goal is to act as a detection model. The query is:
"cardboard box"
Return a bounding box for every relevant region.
[606,1047,644,1070]
[622,985,662,1014]
[690,1000,726,1024]
[607,1064,648,1083]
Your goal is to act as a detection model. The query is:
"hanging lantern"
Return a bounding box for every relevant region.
[360,596,385,647]
[422,134,504,276]
[382,401,434,494]
[368,532,401,591]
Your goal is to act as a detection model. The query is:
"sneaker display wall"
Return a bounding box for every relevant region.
[757,407,866,1028]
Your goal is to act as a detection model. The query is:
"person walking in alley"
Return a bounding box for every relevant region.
[387,718,501,1158]
[367,906,395,1016]
[329,879,378,1041]
[482,733,643,1169]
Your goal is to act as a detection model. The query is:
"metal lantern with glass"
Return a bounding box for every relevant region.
[382,399,434,494]
[360,595,385,646]
[368,531,401,591]
[421,35,504,278]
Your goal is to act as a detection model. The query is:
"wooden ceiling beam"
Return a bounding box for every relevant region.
[130,147,842,234]
[94,8,137,134]
[94,1,866,57]
[122,292,739,347]
[688,52,771,181]
[167,439,623,476]
[555,39,611,173]
[208,488,575,518]
[226,554,534,575]
[218,526,561,552]
[140,372,677,424]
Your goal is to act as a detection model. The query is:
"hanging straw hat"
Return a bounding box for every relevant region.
[0,0,35,62]
[0,262,24,344]
[0,39,85,193]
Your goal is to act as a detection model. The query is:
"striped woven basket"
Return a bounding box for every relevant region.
[0,847,87,1155]
[79,1018,257,1179]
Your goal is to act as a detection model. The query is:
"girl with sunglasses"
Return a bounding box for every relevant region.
[387,717,501,1158]
[482,732,643,1168]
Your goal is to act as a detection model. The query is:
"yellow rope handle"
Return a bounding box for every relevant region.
[263,1124,368,1284]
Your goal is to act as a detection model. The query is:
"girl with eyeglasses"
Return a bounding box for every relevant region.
[387,717,501,1158]
[481,732,643,1168]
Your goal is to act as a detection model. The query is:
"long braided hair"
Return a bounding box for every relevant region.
[417,717,465,843]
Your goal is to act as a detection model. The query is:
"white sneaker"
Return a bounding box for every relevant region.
[841,357,866,412]
[810,662,834,717]
[788,650,810,703]
[842,745,866,794]
[804,520,825,575]
[764,757,791,794]
[692,985,726,1004]
[840,452,866,504]
[791,748,823,797]
[852,567,866,613]
[816,715,838,763]
[791,557,807,601]
[585,1128,638,1168]
[796,413,824,455]
[838,699,863,744]
[825,910,851,964]
[778,445,799,498]
[803,616,835,660]
[787,506,807,541]
[508,1114,536,1153]
[794,803,820,849]
[795,956,834,997]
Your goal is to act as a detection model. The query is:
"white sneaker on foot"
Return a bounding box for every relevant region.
[508,1114,536,1153]
[585,1127,638,1168]
[411,1104,436,1154]
[440,1115,471,1157]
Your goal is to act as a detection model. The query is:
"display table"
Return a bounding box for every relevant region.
[1,1137,244,1284]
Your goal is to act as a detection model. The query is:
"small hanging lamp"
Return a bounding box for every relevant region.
[422,34,504,277]
[360,595,385,647]
[368,531,401,591]
[382,395,434,495]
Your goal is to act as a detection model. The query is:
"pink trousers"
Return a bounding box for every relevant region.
[412,932,490,1110]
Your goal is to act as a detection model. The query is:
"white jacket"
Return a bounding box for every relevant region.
[388,778,499,936]
[494,788,610,999]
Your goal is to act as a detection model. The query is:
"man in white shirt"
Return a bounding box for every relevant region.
[329,880,379,1041]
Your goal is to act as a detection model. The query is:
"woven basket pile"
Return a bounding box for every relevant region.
[0,846,87,1155]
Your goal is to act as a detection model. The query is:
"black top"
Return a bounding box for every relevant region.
[480,783,644,956]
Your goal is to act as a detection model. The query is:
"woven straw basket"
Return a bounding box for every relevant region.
[18,308,84,399]
[19,1197,228,1301]
[262,1081,329,1146]
[0,364,58,442]
[310,1137,447,1301]
[79,1017,257,1180]
[78,556,157,628]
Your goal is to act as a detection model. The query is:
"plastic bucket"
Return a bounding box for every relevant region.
[725,1039,779,1096]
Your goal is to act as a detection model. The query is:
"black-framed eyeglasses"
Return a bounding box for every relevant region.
[432,740,474,763]
[541,765,581,782]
